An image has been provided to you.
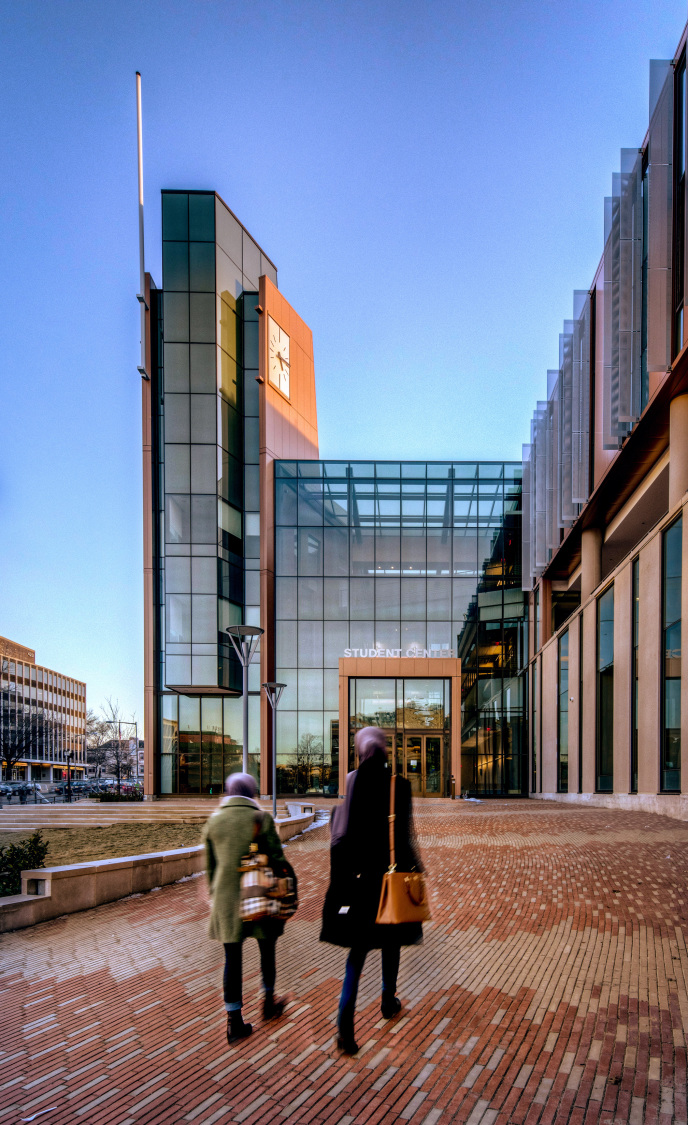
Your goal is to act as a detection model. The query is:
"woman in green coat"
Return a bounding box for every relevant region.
[203,772,286,1043]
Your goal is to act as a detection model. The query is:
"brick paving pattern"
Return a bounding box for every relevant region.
[1,800,688,1124]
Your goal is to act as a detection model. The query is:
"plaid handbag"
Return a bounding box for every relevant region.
[238,843,298,922]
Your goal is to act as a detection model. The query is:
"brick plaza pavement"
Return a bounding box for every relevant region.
[1,800,688,1124]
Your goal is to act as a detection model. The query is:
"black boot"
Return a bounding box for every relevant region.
[226,1010,252,1044]
[263,991,286,1021]
[381,994,402,1019]
[336,1014,359,1055]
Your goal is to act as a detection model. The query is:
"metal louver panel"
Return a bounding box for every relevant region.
[558,322,576,527]
[521,445,533,591]
[571,290,591,505]
[647,60,673,376]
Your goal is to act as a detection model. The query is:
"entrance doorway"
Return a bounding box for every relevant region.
[401,734,443,797]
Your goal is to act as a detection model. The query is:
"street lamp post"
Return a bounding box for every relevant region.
[66,751,73,804]
[226,625,264,775]
[262,682,286,820]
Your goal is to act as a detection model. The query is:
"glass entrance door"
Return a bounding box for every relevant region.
[425,735,442,795]
[405,737,423,795]
[403,734,443,797]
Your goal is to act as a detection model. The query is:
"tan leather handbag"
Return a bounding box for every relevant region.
[375,775,430,925]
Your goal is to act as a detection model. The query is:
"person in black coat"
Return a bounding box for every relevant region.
[320,726,424,1054]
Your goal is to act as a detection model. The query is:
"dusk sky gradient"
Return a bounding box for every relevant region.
[0,0,685,727]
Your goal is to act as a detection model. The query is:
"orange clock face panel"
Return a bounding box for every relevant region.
[268,315,290,400]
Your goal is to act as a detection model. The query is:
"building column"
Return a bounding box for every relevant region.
[581,528,603,601]
[669,394,688,510]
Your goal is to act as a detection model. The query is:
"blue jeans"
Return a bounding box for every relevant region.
[338,945,401,1029]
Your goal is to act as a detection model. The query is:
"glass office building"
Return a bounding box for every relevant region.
[273,460,527,797]
[150,190,278,794]
[143,195,527,798]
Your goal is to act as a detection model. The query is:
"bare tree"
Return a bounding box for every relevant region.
[293,732,324,794]
[85,709,110,779]
[99,698,137,793]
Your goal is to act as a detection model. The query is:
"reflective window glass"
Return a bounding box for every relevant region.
[276,481,298,524]
[189,242,215,291]
[190,344,215,393]
[401,529,426,574]
[190,395,216,443]
[163,292,189,341]
[163,242,189,291]
[190,445,216,493]
[166,495,190,543]
[351,528,374,575]
[191,496,216,543]
[401,578,426,619]
[162,193,188,240]
[298,528,323,576]
[165,395,190,443]
[165,445,190,493]
[218,300,237,360]
[188,193,215,241]
[375,577,400,620]
[164,344,189,392]
[324,481,348,525]
[298,621,323,668]
[298,481,323,525]
[298,577,323,619]
[375,529,400,573]
[276,528,298,576]
[324,578,349,619]
[276,578,297,618]
[350,578,375,619]
[190,294,216,343]
[427,579,451,620]
[179,694,200,732]
[427,529,452,575]
[276,620,297,666]
[298,669,323,710]
[166,594,191,642]
[323,621,349,666]
[191,556,216,594]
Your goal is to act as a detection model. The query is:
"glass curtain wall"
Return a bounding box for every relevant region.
[596,585,614,792]
[273,460,526,797]
[156,191,276,792]
[557,631,569,792]
[661,517,682,792]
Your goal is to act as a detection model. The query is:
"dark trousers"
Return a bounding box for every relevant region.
[338,945,401,1029]
[223,938,277,1012]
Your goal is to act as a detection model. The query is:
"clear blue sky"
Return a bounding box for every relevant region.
[0,0,684,728]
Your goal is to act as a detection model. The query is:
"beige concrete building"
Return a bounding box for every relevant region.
[0,636,86,782]
[524,26,688,817]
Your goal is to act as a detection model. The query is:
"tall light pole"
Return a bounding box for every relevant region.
[262,682,286,820]
[226,625,264,775]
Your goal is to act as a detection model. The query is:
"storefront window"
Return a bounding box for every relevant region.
[558,631,569,792]
[631,558,639,793]
[596,586,614,792]
[662,518,682,791]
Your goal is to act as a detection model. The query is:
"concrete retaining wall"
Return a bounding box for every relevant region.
[535,792,688,822]
[0,812,315,933]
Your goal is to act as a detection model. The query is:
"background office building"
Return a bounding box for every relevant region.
[523,32,688,816]
[0,635,87,782]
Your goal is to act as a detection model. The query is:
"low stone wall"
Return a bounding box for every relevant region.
[0,812,315,933]
[535,792,688,822]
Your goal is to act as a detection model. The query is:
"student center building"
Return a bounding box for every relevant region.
[142,21,688,816]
